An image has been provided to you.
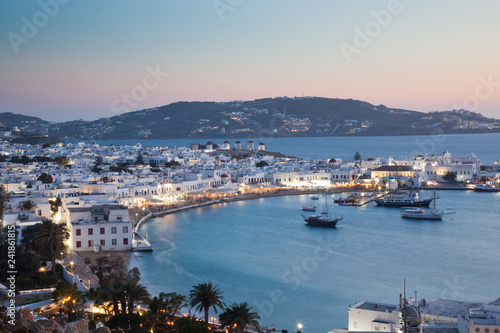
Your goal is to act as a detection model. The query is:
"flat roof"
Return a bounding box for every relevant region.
[353,301,398,313]
[421,299,483,318]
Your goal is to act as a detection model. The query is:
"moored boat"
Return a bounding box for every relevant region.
[302,205,317,211]
[474,184,499,192]
[375,191,432,207]
[401,208,443,220]
[311,195,320,200]
[302,194,343,227]
[334,197,356,204]
[302,214,343,227]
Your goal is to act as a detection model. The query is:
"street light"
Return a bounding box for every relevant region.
[70,261,74,274]
[297,323,303,333]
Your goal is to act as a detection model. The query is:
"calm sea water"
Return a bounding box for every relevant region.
[130,190,500,333]
[71,133,500,164]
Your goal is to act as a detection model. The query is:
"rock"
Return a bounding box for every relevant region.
[92,327,112,333]
[10,319,29,333]
[65,317,89,333]
[53,313,68,329]
[38,319,65,333]
[27,320,45,333]
[19,309,34,323]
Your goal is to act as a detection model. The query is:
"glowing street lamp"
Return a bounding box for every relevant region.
[297,323,303,332]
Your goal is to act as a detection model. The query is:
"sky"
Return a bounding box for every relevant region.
[1,0,500,122]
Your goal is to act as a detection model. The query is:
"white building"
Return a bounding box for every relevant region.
[66,204,133,252]
[348,301,400,332]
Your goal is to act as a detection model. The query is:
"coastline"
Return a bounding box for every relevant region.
[132,188,356,231]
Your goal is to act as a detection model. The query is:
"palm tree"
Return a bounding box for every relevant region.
[188,282,226,325]
[20,200,37,211]
[125,281,150,314]
[219,302,261,333]
[33,218,69,274]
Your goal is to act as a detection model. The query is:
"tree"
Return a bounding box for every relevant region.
[160,292,187,321]
[175,316,210,333]
[188,282,225,325]
[32,219,69,274]
[255,160,269,168]
[10,155,31,165]
[49,197,62,216]
[165,160,181,168]
[354,151,362,161]
[54,282,85,314]
[125,281,150,314]
[37,172,53,184]
[443,171,457,183]
[93,155,104,173]
[55,156,70,166]
[219,302,261,333]
[136,152,144,165]
[20,200,37,211]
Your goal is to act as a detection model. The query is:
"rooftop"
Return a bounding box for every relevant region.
[421,299,483,319]
[351,301,398,313]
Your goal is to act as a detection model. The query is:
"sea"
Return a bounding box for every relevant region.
[69,132,500,164]
[80,133,500,333]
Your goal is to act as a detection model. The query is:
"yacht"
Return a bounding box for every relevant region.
[375,191,432,207]
[302,205,317,211]
[401,190,444,220]
[401,208,443,220]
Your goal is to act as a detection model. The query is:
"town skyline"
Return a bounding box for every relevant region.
[1,1,500,121]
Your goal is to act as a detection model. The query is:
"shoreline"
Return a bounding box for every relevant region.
[133,185,473,232]
[133,188,358,231]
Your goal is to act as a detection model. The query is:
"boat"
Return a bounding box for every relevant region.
[474,184,499,192]
[401,208,443,219]
[400,189,444,220]
[302,194,343,227]
[334,196,356,204]
[375,191,432,207]
[311,195,320,200]
[302,214,343,227]
[302,205,317,211]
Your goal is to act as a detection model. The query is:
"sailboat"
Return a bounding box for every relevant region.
[401,189,444,220]
[301,194,343,227]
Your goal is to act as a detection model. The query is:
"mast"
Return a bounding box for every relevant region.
[403,279,407,333]
[433,188,436,210]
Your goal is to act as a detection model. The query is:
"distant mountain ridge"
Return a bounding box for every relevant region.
[1,97,499,140]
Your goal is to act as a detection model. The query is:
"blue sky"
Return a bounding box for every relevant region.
[1,0,499,121]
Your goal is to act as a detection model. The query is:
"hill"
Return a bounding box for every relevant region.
[2,97,499,140]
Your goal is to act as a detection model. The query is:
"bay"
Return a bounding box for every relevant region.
[70,133,500,164]
[129,190,500,333]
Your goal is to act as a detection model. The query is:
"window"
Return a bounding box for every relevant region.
[37,210,42,216]
[88,228,93,235]
[100,239,105,246]
[111,227,117,234]
[123,238,128,245]
[100,227,105,235]
[76,229,81,236]
[123,226,128,233]
[112,239,117,245]
[88,240,93,247]
[76,241,81,248]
